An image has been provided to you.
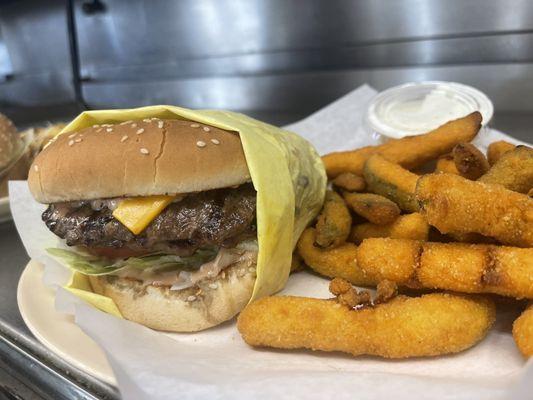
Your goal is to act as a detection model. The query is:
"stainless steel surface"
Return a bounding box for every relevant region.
[75,0,533,74]
[0,221,119,400]
[0,0,75,107]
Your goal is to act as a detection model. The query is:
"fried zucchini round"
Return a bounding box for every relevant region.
[314,190,352,248]
[343,192,400,225]
[479,145,533,194]
[453,142,490,180]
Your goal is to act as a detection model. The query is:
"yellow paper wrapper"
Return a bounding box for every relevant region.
[58,105,326,317]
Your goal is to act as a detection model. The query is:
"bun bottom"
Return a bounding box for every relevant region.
[89,260,256,332]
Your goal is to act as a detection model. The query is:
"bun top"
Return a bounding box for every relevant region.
[28,119,251,203]
[0,113,22,171]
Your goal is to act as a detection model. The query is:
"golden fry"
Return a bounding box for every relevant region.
[357,238,533,299]
[487,140,516,166]
[322,112,482,178]
[479,146,533,194]
[435,154,460,175]
[343,192,400,225]
[453,142,489,180]
[297,228,375,286]
[314,190,352,248]
[364,154,419,212]
[332,172,366,192]
[416,173,533,247]
[237,293,495,359]
[513,304,533,357]
[349,213,429,244]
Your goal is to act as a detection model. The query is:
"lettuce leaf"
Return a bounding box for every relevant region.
[46,247,218,276]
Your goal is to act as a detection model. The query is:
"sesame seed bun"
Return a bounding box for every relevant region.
[28,119,251,203]
[89,258,256,332]
[0,113,24,171]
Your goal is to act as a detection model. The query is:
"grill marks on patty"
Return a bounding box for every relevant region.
[42,183,256,255]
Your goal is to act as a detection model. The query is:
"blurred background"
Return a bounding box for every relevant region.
[0,0,533,141]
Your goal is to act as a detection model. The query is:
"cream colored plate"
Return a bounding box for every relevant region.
[0,197,10,222]
[17,260,117,385]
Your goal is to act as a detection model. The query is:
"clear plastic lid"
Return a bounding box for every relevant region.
[365,81,494,139]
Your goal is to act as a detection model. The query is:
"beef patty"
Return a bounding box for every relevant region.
[42,183,256,256]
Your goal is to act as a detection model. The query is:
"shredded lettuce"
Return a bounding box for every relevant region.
[46,247,218,276]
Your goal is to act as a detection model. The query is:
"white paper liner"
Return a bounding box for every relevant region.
[10,84,533,399]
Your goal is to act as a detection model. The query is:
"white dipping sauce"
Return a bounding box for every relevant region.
[366,82,493,139]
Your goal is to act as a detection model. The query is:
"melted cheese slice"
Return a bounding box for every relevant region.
[112,195,174,235]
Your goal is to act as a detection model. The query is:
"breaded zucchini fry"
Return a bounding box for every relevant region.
[479,146,533,194]
[322,112,482,178]
[416,173,533,247]
[364,155,419,212]
[322,146,378,179]
[487,140,516,166]
[513,303,533,357]
[332,172,366,192]
[357,238,533,299]
[343,192,400,225]
[349,213,429,243]
[297,228,375,286]
[435,154,460,175]
[453,143,489,180]
[314,190,352,248]
[237,293,495,359]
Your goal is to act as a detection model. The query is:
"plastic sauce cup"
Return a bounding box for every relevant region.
[365,81,494,140]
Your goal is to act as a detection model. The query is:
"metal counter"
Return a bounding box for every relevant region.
[0,111,530,400]
[0,221,119,400]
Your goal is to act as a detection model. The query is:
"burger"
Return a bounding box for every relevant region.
[28,118,260,332]
[0,113,29,197]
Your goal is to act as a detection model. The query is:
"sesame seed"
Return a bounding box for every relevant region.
[140,148,149,155]
[106,128,113,133]
[68,140,74,146]
[187,295,196,302]
[248,267,256,273]
[92,124,99,128]
[136,128,145,134]
[119,120,132,125]
[33,165,39,172]
[143,119,151,123]
[157,121,164,129]
[68,133,76,139]
[211,139,220,145]
[196,140,206,148]
[203,126,210,132]
[131,123,137,128]
[102,124,112,127]
[96,128,103,133]
[75,138,82,143]
[209,283,218,290]
[121,135,128,142]
[190,123,200,128]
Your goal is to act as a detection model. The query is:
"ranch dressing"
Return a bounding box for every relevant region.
[366,81,493,139]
